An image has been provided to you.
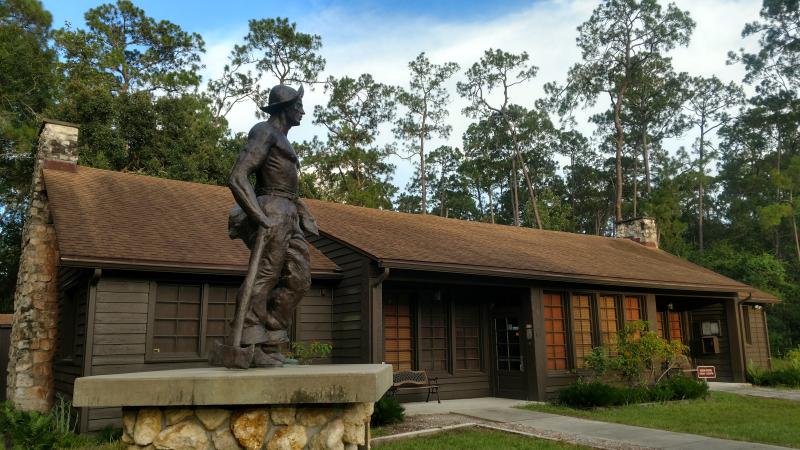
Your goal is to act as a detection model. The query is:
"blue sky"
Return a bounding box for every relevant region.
[41,0,764,190]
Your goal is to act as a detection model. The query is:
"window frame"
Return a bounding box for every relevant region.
[145,281,240,363]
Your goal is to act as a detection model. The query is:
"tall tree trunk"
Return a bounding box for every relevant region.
[613,88,626,223]
[792,191,800,264]
[511,160,520,227]
[642,128,651,194]
[633,151,638,217]
[510,125,543,229]
[488,186,495,224]
[698,121,705,253]
[420,135,426,214]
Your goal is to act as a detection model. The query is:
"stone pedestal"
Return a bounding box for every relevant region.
[73,364,392,450]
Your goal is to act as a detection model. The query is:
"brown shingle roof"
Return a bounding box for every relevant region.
[304,199,778,300]
[42,165,777,302]
[43,166,339,277]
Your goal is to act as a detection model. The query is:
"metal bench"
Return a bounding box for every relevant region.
[389,370,440,403]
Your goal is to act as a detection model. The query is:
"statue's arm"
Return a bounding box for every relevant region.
[228,126,274,229]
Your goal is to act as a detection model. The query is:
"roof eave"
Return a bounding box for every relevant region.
[59,256,343,279]
[377,259,753,295]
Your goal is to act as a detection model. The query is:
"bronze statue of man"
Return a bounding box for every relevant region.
[212,84,318,368]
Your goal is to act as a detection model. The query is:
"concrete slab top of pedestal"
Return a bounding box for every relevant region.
[73,364,393,407]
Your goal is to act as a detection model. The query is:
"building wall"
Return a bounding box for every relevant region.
[743,305,771,369]
[688,301,734,381]
[307,235,370,364]
[80,273,334,432]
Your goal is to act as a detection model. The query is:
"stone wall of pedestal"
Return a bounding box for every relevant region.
[6,120,79,411]
[73,365,392,450]
[121,402,373,450]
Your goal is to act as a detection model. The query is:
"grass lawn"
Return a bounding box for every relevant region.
[521,392,800,448]
[373,427,586,449]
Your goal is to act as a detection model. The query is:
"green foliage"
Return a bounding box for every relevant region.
[557,375,707,408]
[308,74,397,208]
[290,341,332,364]
[748,350,800,388]
[585,321,689,386]
[0,0,58,313]
[371,395,405,427]
[0,398,105,449]
[207,17,325,119]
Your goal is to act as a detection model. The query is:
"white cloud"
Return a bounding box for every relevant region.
[197,0,763,191]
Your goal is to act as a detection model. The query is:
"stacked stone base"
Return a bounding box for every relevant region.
[121,403,373,450]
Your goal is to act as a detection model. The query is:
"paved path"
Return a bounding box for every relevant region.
[403,397,791,449]
[709,381,800,401]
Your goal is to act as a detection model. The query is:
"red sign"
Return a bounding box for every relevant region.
[697,366,716,379]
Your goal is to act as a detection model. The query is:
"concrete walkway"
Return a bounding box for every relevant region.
[709,381,800,401]
[403,397,791,449]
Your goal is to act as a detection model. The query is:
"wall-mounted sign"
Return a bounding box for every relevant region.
[697,366,716,380]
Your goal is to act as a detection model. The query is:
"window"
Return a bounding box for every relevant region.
[205,285,239,351]
[384,294,413,371]
[455,303,481,371]
[598,295,619,352]
[544,293,568,370]
[571,294,593,368]
[668,311,683,342]
[624,296,643,322]
[148,283,240,360]
[495,317,522,371]
[419,300,449,372]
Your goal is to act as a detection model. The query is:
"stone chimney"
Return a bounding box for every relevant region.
[616,217,659,249]
[7,119,79,411]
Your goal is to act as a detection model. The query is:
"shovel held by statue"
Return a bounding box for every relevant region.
[209,225,269,369]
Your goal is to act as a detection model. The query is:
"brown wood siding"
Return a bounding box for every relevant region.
[53,284,88,399]
[689,302,733,381]
[743,306,771,369]
[308,235,368,363]
[395,372,492,402]
[294,286,334,364]
[83,274,333,431]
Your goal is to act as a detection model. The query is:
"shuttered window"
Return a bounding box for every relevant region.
[419,300,449,372]
[668,311,683,342]
[455,303,481,371]
[149,283,243,360]
[545,293,568,370]
[205,285,238,351]
[152,284,202,357]
[624,296,643,321]
[571,294,593,368]
[598,295,619,353]
[384,295,413,372]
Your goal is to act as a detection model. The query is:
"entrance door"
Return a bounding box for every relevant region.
[492,314,527,399]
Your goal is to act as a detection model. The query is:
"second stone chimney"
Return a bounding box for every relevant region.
[7,119,79,411]
[616,217,659,249]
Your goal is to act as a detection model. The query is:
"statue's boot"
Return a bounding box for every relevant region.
[251,346,283,367]
[260,345,297,365]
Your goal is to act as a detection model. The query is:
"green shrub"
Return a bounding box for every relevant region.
[290,341,333,364]
[558,380,625,407]
[371,394,405,426]
[759,367,800,387]
[558,376,708,408]
[0,398,108,449]
[659,375,708,400]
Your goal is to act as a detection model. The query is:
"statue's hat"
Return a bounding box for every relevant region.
[260,85,304,114]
